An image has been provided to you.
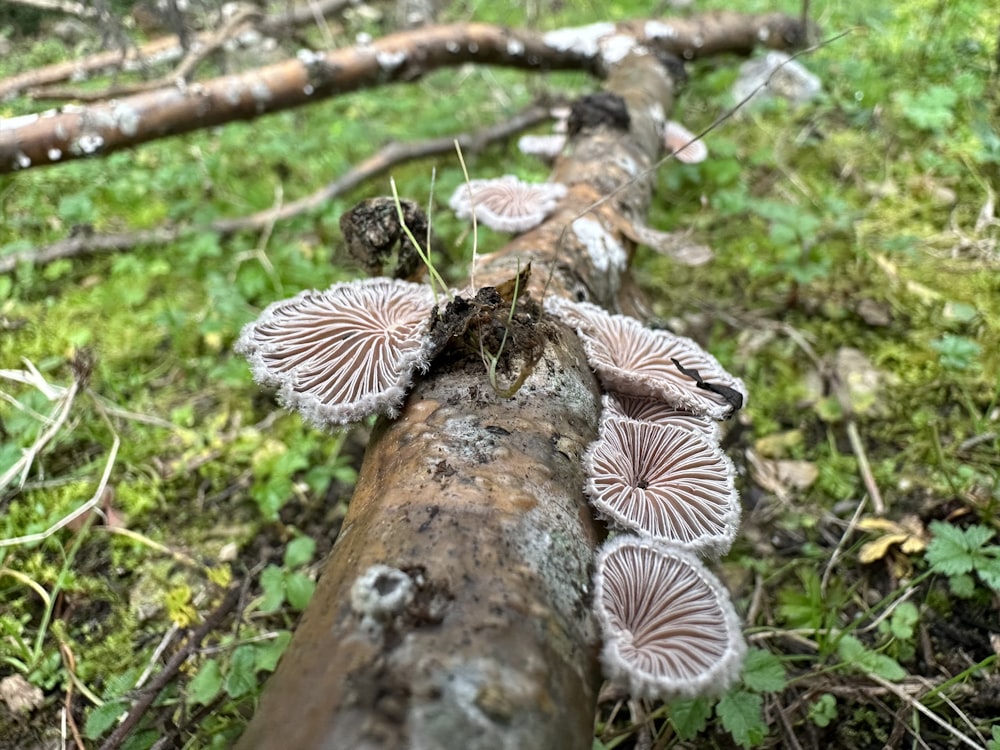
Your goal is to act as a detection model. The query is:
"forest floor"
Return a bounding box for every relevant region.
[1,0,998,748]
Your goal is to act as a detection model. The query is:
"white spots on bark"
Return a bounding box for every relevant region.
[543,22,615,58]
[446,40,461,53]
[376,49,407,72]
[74,133,104,154]
[296,48,322,66]
[599,34,641,66]
[47,148,62,161]
[468,41,479,53]
[303,84,314,96]
[757,26,771,42]
[15,152,30,169]
[571,217,627,273]
[350,564,415,635]
[643,21,677,40]
[250,80,271,108]
[506,38,525,56]
[111,102,140,137]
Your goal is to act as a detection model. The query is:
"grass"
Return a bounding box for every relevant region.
[1,0,998,747]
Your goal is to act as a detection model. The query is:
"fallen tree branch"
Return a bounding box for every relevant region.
[30,5,266,102]
[0,104,551,274]
[0,0,362,101]
[232,12,805,750]
[0,12,805,173]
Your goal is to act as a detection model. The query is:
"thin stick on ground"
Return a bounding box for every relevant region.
[864,673,987,750]
[30,6,265,102]
[0,363,81,493]
[0,105,551,276]
[0,417,118,548]
[96,585,243,750]
[845,419,886,514]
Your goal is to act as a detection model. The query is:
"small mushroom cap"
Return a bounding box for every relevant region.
[663,120,708,164]
[235,277,436,427]
[584,415,740,555]
[448,175,567,233]
[545,298,748,420]
[517,133,568,161]
[593,535,746,701]
[603,393,721,443]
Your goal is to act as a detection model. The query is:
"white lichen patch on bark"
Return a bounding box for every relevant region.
[572,216,627,273]
[543,22,615,58]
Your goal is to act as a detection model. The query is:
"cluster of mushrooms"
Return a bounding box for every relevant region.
[237,168,748,705]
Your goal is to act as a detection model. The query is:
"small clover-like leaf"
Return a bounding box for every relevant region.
[808,693,837,728]
[258,564,286,613]
[284,536,316,569]
[284,571,316,610]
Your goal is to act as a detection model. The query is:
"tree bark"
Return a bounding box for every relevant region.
[233,13,804,750]
[0,12,805,174]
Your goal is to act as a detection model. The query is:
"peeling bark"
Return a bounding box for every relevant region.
[234,13,805,750]
[0,12,804,174]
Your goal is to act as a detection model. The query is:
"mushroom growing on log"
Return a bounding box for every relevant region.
[234,12,805,750]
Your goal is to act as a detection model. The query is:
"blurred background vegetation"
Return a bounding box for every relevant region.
[1,0,998,747]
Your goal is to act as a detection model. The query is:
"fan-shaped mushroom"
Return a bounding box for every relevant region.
[603,393,720,442]
[235,277,436,427]
[584,415,739,555]
[593,535,746,700]
[448,175,567,233]
[545,298,747,420]
[663,120,708,164]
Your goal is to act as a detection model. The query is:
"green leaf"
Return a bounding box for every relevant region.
[925,522,977,576]
[976,557,1000,591]
[254,631,292,674]
[84,700,128,740]
[284,536,316,569]
[886,601,919,641]
[188,659,223,706]
[122,729,159,750]
[895,85,958,133]
[741,648,787,692]
[224,645,259,699]
[284,571,316,610]
[258,564,286,613]
[837,635,906,681]
[948,572,976,598]
[668,696,713,740]
[808,693,837,728]
[717,690,766,748]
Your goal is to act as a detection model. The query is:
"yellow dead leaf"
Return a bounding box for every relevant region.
[859,534,910,564]
[857,515,927,563]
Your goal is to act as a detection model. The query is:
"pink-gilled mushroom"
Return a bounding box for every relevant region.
[602,393,720,443]
[448,175,567,233]
[593,535,746,700]
[235,277,437,427]
[584,415,739,555]
[663,120,708,164]
[544,298,747,420]
[517,133,568,162]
